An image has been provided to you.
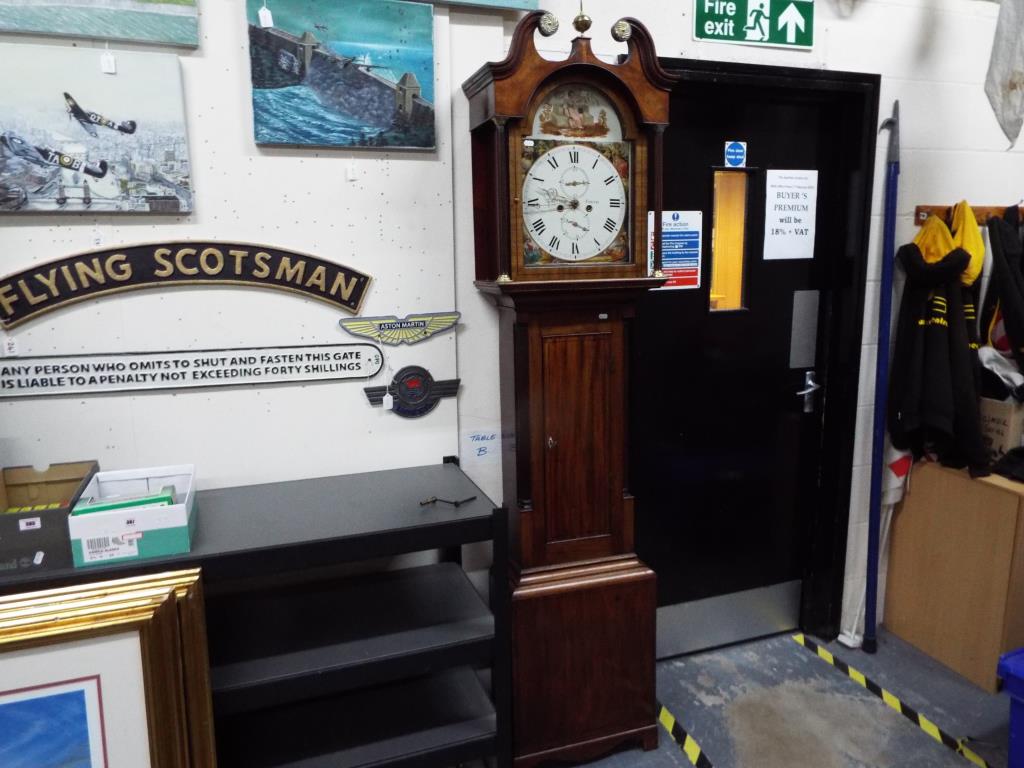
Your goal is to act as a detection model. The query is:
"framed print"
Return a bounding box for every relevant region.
[0,583,188,768]
[0,569,214,768]
[0,676,107,767]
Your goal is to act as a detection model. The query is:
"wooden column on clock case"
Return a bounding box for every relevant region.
[464,12,674,767]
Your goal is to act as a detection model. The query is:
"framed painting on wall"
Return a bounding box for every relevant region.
[0,0,199,48]
[246,0,436,149]
[0,44,193,214]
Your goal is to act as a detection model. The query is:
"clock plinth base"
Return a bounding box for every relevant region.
[514,724,658,768]
[510,556,658,765]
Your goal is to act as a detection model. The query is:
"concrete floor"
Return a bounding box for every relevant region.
[590,628,1010,768]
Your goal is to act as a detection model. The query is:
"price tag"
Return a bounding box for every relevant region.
[84,534,138,563]
[1,333,18,357]
[101,50,117,74]
[382,392,394,411]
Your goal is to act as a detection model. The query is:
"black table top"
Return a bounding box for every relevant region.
[0,462,496,592]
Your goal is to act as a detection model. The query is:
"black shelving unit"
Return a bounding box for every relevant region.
[208,563,495,716]
[0,460,508,768]
[215,668,497,768]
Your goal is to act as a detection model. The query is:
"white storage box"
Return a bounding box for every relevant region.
[69,464,196,567]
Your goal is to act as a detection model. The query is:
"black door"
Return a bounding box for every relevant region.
[633,61,879,656]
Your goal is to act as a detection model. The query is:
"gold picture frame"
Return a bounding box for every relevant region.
[0,569,215,768]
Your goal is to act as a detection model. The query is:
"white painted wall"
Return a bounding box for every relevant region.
[0,4,461,490]
[2,0,1021,634]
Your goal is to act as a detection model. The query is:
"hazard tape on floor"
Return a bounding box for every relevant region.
[657,700,713,768]
[792,633,989,767]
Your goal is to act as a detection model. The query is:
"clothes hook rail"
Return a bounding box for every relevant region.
[914,205,1024,226]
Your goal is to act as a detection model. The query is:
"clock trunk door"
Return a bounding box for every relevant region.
[531,317,626,566]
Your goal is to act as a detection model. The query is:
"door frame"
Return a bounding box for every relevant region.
[653,57,881,639]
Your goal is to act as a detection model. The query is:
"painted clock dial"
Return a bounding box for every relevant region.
[522,142,629,264]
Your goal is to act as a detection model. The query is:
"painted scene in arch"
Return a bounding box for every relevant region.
[246,0,436,149]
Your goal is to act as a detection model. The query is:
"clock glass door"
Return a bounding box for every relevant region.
[633,63,875,656]
[522,143,627,263]
[519,84,633,270]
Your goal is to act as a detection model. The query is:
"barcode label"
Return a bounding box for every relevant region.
[82,533,139,563]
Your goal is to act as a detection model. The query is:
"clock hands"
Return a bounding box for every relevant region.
[540,187,573,204]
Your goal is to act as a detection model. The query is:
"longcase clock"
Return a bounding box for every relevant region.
[463,10,674,766]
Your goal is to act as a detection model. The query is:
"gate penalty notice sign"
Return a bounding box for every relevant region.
[0,344,384,398]
[649,211,702,290]
[695,0,814,49]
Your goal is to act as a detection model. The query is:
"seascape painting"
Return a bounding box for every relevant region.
[246,0,435,149]
[0,0,198,48]
[0,678,106,768]
[0,44,193,214]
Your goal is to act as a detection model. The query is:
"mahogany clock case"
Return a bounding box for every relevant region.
[463,13,672,766]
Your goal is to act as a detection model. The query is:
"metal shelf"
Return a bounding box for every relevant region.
[208,563,494,715]
[0,463,495,592]
[215,667,497,768]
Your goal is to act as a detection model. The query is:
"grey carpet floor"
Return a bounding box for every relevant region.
[588,629,1009,768]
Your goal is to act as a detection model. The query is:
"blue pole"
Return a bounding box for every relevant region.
[863,101,900,654]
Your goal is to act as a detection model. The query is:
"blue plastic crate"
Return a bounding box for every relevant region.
[999,648,1024,768]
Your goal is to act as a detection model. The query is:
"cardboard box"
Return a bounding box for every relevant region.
[0,461,98,573]
[886,462,1024,691]
[980,396,1024,462]
[69,465,196,568]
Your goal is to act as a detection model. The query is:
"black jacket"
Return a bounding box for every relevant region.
[888,244,989,475]
[979,207,1024,371]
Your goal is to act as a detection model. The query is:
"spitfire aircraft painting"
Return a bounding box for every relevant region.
[64,93,137,138]
[0,44,192,214]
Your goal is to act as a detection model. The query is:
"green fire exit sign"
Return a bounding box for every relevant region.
[694,0,814,49]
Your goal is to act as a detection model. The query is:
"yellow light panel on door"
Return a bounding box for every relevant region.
[710,170,748,311]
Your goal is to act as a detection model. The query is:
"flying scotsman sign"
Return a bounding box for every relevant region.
[0,242,372,328]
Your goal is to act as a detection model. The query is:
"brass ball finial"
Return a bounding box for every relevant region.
[573,0,591,33]
[611,19,632,42]
[537,12,559,37]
